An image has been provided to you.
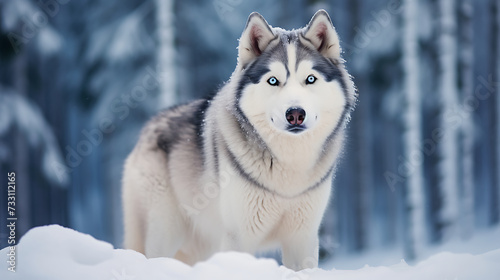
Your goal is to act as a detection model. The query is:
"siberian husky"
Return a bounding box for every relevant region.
[122,10,356,270]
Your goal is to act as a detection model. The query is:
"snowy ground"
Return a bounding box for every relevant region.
[1,225,500,280]
[324,226,500,270]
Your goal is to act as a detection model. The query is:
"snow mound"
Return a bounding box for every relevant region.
[1,225,500,279]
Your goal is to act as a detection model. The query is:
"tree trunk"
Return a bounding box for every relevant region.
[438,0,460,241]
[402,0,426,260]
[348,0,367,252]
[496,0,500,225]
[458,0,475,239]
[156,0,177,109]
[490,0,500,225]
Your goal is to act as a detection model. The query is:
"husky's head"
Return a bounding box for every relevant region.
[234,10,355,141]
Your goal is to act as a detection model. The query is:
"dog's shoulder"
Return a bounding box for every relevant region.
[137,99,210,155]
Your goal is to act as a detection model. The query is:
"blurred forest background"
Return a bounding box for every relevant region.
[1,0,499,266]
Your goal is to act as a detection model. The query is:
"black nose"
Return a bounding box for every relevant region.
[285,107,306,125]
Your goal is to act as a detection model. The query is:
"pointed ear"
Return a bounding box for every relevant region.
[302,10,341,61]
[238,12,276,67]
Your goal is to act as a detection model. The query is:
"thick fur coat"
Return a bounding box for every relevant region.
[122,10,356,271]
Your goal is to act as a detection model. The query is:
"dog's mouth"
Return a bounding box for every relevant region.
[287,125,307,134]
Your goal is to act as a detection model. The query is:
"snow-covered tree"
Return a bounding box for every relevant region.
[0,0,68,243]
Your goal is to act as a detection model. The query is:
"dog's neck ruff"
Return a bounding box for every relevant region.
[225,145,334,199]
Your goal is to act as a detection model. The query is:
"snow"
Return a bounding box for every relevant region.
[37,26,63,54]
[1,0,36,31]
[1,225,500,279]
[85,2,155,65]
[324,225,500,271]
[1,0,63,54]
[108,3,153,62]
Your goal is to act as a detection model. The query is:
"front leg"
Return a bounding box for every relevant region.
[281,231,319,270]
[280,184,331,271]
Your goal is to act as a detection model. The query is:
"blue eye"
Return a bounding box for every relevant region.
[306,75,316,84]
[267,77,279,86]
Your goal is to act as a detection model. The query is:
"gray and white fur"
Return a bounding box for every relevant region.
[122,10,356,271]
